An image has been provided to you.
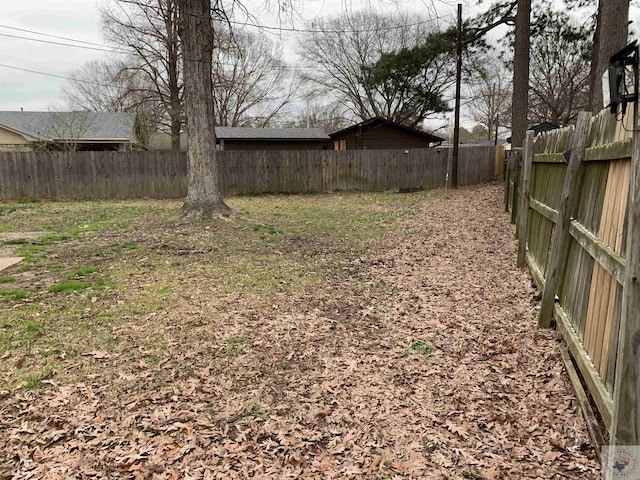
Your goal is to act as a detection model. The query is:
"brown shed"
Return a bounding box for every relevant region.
[215,127,331,151]
[329,117,444,150]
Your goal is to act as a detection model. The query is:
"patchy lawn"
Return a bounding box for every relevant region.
[0,184,598,479]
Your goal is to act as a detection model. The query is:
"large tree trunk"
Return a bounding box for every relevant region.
[178,0,230,218]
[167,0,182,152]
[589,0,629,114]
[510,0,530,148]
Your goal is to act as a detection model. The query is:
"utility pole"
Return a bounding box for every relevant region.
[452,3,462,188]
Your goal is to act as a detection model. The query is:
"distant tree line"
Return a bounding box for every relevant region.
[62,0,631,151]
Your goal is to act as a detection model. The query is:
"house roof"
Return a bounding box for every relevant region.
[148,128,330,150]
[215,127,330,141]
[506,122,560,143]
[0,111,136,141]
[329,117,445,143]
[530,122,559,134]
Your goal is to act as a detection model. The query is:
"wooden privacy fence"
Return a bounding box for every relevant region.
[0,146,498,200]
[506,107,640,449]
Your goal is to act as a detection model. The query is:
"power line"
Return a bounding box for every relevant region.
[0,11,455,58]
[226,16,451,35]
[0,63,124,88]
[0,32,128,54]
[0,24,115,48]
[0,60,313,88]
[0,23,441,58]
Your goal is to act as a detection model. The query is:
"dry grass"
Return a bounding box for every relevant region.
[0,184,598,478]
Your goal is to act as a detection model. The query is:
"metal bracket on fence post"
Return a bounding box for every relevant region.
[538,111,591,328]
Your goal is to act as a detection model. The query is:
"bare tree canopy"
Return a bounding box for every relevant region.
[212,26,297,127]
[528,11,592,126]
[102,0,183,150]
[281,100,351,133]
[63,60,137,112]
[297,10,449,128]
[67,1,298,146]
[62,59,162,148]
[465,59,512,141]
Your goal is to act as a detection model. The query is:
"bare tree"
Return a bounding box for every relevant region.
[31,111,91,152]
[465,61,512,140]
[212,26,297,127]
[102,0,183,151]
[297,10,447,127]
[178,0,229,218]
[62,59,162,148]
[64,59,136,112]
[280,100,351,133]
[528,11,591,126]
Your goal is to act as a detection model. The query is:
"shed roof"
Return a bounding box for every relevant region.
[0,111,136,141]
[215,126,329,141]
[329,117,445,143]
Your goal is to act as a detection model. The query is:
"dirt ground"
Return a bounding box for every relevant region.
[0,183,599,479]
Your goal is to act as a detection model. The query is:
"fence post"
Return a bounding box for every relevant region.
[510,151,520,225]
[504,153,511,212]
[609,103,640,452]
[538,111,590,328]
[517,131,534,267]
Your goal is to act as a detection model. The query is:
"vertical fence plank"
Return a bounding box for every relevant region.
[517,131,535,267]
[539,111,591,328]
[610,103,640,448]
[504,154,511,212]
[510,152,520,225]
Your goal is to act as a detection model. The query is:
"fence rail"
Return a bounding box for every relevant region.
[506,106,639,449]
[0,146,499,200]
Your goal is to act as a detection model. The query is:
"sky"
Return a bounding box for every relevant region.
[0,0,108,111]
[0,0,467,112]
[0,0,629,132]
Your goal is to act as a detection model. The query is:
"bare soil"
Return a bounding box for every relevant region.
[0,183,599,479]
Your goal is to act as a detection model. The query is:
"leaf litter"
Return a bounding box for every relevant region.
[0,183,599,479]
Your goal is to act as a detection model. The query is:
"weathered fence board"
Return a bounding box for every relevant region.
[0,147,496,199]
[539,111,591,328]
[506,106,639,445]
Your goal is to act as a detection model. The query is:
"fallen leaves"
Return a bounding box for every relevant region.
[0,184,599,479]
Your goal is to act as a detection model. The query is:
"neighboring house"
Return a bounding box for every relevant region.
[148,128,331,151]
[530,122,559,136]
[215,127,330,151]
[506,122,559,144]
[0,111,138,152]
[329,117,444,150]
